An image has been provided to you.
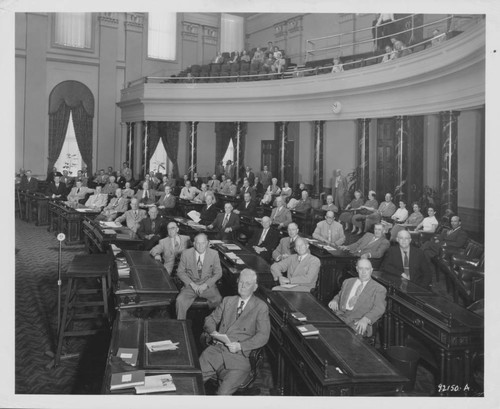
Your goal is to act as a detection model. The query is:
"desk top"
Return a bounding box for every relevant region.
[65,254,113,277]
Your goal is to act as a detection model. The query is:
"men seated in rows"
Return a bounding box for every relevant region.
[176,233,223,320]
[220,178,237,196]
[150,221,191,275]
[207,174,220,192]
[243,166,255,185]
[137,205,167,250]
[122,181,135,199]
[312,210,345,246]
[217,175,228,193]
[102,175,119,195]
[270,237,320,292]
[46,173,67,200]
[339,223,390,259]
[193,183,209,203]
[19,170,39,192]
[66,179,92,206]
[328,258,386,336]
[95,188,129,221]
[115,197,147,232]
[269,196,292,229]
[157,174,175,192]
[199,268,270,395]
[207,202,239,240]
[247,216,280,263]
[322,194,339,213]
[148,171,161,189]
[233,192,256,217]
[272,223,300,262]
[135,173,152,190]
[361,193,397,233]
[80,185,108,210]
[191,172,203,189]
[156,185,176,216]
[237,178,255,200]
[380,230,432,288]
[180,180,200,200]
[292,190,312,213]
[199,193,219,225]
[135,181,156,206]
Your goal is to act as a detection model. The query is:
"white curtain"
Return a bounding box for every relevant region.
[55,13,91,49]
[220,13,244,53]
[54,111,84,176]
[148,13,177,60]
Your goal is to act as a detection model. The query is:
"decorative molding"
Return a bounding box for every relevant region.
[98,12,119,27]
[273,21,287,38]
[287,16,303,34]
[182,21,200,42]
[202,25,218,46]
[124,13,144,32]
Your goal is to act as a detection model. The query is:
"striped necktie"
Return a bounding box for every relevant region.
[348,282,363,309]
[237,300,244,318]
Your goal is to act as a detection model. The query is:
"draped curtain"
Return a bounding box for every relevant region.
[215,122,247,179]
[159,122,180,177]
[147,13,177,60]
[146,122,161,173]
[47,102,71,172]
[72,102,94,176]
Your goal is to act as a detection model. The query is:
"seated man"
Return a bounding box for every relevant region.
[150,221,191,274]
[272,222,301,262]
[66,179,92,206]
[328,258,386,336]
[199,193,219,225]
[293,190,312,213]
[270,237,320,292]
[60,170,73,188]
[193,183,209,203]
[93,169,108,186]
[380,230,432,288]
[115,197,147,232]
[19,170,39,192]
[269,196,292,229]
[312,210,345,246]
[46,173,67,200]
[95,188,129,221]
[339,223,390,259]
[121,181,135,199]
[115,170,127,188]
[192,172,203,189]
[135,181,156,206]
[199,268,270,395]
[217,175,228,194]
[207,174,221,192]
[247,216,280,263]
[180,180,200,200]
[101,175,119,195]
[322,194,339,213]
[176,233,223,320]
[363,193,396,233]
[237,178,255,200]
[156,185,176,216]
[80,185,108,210]
[136,205,167,250]
[221,178,237,196]
[233,192,256,217]
[207,202,240,240]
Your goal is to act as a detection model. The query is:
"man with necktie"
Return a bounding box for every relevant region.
[19,170,39,192]
[115,197,147,232]
[247,216,280,263]
[199,268,270,395]
[328,258,386,336]
[135,181,156,206]
[136,205,167,250]
[150,221,191,274]
[180,180,200,200]
[46,173,67,200]
[270,237,320,292]
[81,185,108,210]
[156,185,176,216]
[272,223,301,262]
[380,229,432,288]
[421,215,468,263]
[66,179,92,206]
[176,233,223,320]
[269,196,292,229]
[95,188,129,221]
[207,202,240,240]
[233,192,257,217]
[339,223,390,259]
[312,210,345,246]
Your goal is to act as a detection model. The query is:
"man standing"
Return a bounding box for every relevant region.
[150,222,191,274]
[272,223,301,261]
[339,223,390,259]
[260,165,272,191]
[244,166,255,186]
[95,188,129,221]
[247,216,280,263]
[331,169,348,210]
[136,205,167,250]
[176,233,223,320]
[380,230,432,288]
[208,202,240,240]
[270,196,292,229]
[199,269,270,395]
[115,197,147,232]
[312,210,345,246]
[328,258,386,336]
[270,238,320,292]
[19,170,39,192]
[224,160,235,181]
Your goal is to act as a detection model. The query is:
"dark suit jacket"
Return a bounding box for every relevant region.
[243,171,255,186]
[116,176,127,188]
[294,197,312,213]
[156,193,176,211]
[200,204,220,225]
[238,185,256,200]
[46,182,67,199]
[135,189,157,205]
[136,216,167,239]
[440,227,468,249]
[381,246,432,288]
[203,295,270,370]
[247,227,280,262]
[210,212,240,237]
[235,200,257,217]
[252,182,264,196]
[19,176,39,192]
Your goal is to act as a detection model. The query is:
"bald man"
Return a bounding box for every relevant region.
[208,202,240,240]
[312,210,345,246]
[150,221,191,274]
[247,216,280,263]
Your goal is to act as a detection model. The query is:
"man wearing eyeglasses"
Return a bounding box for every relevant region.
[150,222,191,274]
[312,210,345,246]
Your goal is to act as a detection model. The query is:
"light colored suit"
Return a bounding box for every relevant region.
[67,186,92,203]
[95,196,130,221]
[270,206,292,227]
[207,179,220,191]
[332,174,348,209]
[272,235,300,261]
[312,220,345,245]
[135,189,156,205]
[150,235,191,274]
[200,295,270,395]
[84,193,108,210]
[180,186,200,200]
[115,209,147,232]
[270,253,320,292]
[346,232,390,259]
[175,247,223,319]
[332,278,386,336]
[156,193,176,210]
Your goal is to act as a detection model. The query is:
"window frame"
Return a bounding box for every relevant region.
[51,12,96,53]
[146,12,178,62]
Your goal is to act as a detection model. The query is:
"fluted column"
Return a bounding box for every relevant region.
[313,120,324,197]
[235,122,242,180]
[440,111,460,214]
[356,118,371,196]
[276,122,289,186]
[188,121,198,179]
[126,122,135,173]
[394,116,410,200]
[142,121,149,176]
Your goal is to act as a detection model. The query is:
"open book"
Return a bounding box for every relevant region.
[187,210,201,223]
[135,374,176,394]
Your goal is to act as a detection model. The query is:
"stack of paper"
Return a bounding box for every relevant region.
[187,210,201,223]
[111,244,122,256]
[146,340,180,352]
[110,370,145,390]
[135,374,176,394]
[209,240,224,245]
[102,229,116,235]
[224,243,241,251]
[117,348,138,366]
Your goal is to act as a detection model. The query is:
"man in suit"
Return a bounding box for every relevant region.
[180,180,200,200]
[115,169,127,189]
[46,173,67,200]
[251,176,264,198]
[156,185,176,216]
[243,166,255,186]
[19,170,39,192]
[247,216,280,263]
[102,175,119,195]
[122,162,133,182]
[237,178,255,200]
[95,188,129,221]
[122,181,135,199]
[270,196,292,229]
[312,210,345,246]
[363,193,396,233]
[136,205,167,250]
[331,169,348,210]
[233,192,256,217]
[208,202,240,240]
[322,194,339,213]
[224,160,235,181]
[93,169,108,186]
[81,185,108,210]
[293,190,312,213]
[199,193,219,225]
[421,216,468,262]
[208,174,221,192]
[260,165,272,191]
[192,172,203,189]
[176,233,223,319]
[199,268,270,395]
[135,181,156,206]
[221,178,237,196]
[270,237,321,292]
[328,258,386,336]
[115,197,147,232]
[272,222,301,261]
[45,167,58,184]
[60,170,73,188]
[66,179,93,206]
[381,229,432,288]
[150,221,191,274]
[339,223,390,259]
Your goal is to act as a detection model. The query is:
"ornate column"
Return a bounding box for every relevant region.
[125,122,135,173]
[439,111,460,214]
[188,121,198,179]
[313,121,324,197]
[356,118,371,196]
[276,122,289,186]
[142,121,149,176]
[394,116,410,200]
[235,122,242,181]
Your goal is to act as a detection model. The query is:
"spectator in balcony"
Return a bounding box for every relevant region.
[271,51,286,74]
[213,51,224,64]
[267,41,274,52]
[374,13,395,50]
[331,57,344,73]
[272,46,281,59]
[251,47,264,64]
[240,50,251,62]
[228,51,240,64]
[394,40,412,58]
[263,52,275,71]
[381,45,397,63]
[431,29,447,46]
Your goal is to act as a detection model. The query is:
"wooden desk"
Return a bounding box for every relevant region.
[48,201,100,245]
[176,199,204,218]
[214,193,240,210]
[168,216,218,240]
[102,313,204,394]
[27,192,50,225]
[82,218,143,253]
[372,270,484,395]
[290,209,312,235]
